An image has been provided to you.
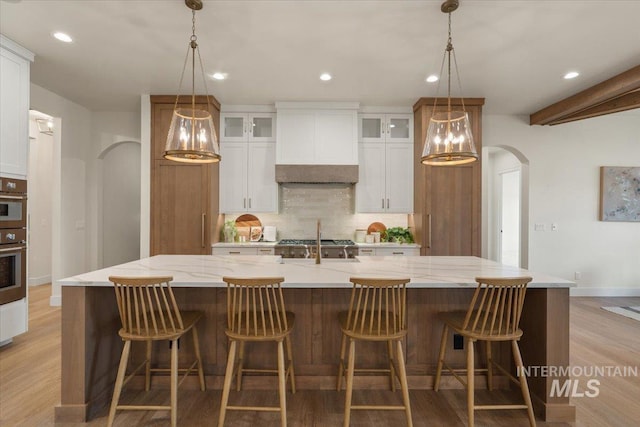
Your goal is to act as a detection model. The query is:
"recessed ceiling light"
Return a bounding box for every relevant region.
[564,71,579,80]
[426,75,439,83]
[211,72,226,80]
[53,32,73,43]
[320,73,332,81]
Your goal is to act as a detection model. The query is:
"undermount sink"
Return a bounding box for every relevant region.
[280,258,360,264]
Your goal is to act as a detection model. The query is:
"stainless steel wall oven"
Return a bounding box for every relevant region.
[0,178,27,305]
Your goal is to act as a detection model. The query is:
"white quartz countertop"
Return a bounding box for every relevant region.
[58,255,574,289]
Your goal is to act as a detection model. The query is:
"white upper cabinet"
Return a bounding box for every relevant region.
[221,113,276,143]
[0,36,34,179]
[275,102,359,165]
[357,142,413,213]
[359,113,413,144]
[357,109,413,213]
[219,141,277,213]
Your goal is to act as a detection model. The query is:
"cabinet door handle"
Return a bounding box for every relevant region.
[201,213,206,248]
[229,251,241,254]
[387,198,390,209]
[248,198,252,209]
[392,251,403,255]
[244,198,246,209]
[427,213,432,249]
[382,198,385,209]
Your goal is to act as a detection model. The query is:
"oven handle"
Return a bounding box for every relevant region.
[0,246,26,253]
[0,194,27,200]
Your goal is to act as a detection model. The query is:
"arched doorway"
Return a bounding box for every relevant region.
[483,146,530,268]
[98,141,141,267]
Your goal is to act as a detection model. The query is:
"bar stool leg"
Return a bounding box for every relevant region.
[336,334,347,391]
[512,340,536,427]
[107,340,131,427]
[396,340,413,427]
[434,324,449,391]
[467,337,475,427]
[170,338,178,427]
[285,334,296,393]
[387,340,396,391]
[486,341,493,391]
[277,340,287,427]
[343,338,356,427]
[218,340,237,427]
[236,341,245,392]
[192,326,206,391]
[145,340,152,391]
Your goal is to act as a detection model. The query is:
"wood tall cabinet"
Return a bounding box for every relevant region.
[150,95,220,255]
[413,98,484,256]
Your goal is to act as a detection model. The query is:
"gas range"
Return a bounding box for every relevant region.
[274,239,359,259]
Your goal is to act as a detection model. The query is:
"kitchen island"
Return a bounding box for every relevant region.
[56,255,575,422]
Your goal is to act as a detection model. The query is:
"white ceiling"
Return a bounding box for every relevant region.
[1,0,639,115]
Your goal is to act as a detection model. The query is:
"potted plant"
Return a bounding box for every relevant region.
[223,220,237,243]
[384,227,414,244]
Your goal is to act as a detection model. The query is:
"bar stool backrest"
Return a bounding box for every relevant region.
[222,276,288,337]
[109,276,184,337]
[344,277,410,337]
[462,277,533,337]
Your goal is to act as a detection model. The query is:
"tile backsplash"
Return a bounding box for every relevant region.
[225,184,409,240]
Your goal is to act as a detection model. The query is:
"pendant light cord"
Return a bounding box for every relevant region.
[430,9,468,117]
[172,8,214,120]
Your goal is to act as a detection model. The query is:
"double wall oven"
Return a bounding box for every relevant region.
[0,178,27,306]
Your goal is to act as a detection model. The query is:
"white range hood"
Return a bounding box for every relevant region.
[275,101,359,165]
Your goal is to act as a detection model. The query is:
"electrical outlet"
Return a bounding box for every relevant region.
[575,271,582,280]
[534,223,545,231]
[453,334,464,350]
[551,223,558,231]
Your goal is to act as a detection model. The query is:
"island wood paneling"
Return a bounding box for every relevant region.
[56,285,573,422]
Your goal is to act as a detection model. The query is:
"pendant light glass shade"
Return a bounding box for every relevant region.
[422,111,476,165]
[163,0,220,164]
[164,107,220,163]
[421,0,477,166]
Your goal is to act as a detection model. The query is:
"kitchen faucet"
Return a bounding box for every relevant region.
[316,219,321,264]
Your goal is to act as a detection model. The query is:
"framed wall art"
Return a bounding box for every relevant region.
[599,166,640,222]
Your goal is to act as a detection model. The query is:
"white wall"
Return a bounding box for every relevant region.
[27,118,53,285]
[484,112,640,294]
[30,85,141,305]
[30,84,90,305]
[88,112,141,270]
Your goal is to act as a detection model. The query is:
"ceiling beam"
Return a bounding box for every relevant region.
[529,64,640,125]
[544,89,640,125]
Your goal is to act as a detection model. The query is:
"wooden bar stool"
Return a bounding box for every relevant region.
[336,277,413,427]
[434,276,536,427]
[107,276,205,427]
[218,276,296,427]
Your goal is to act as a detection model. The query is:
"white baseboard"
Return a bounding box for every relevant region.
[49,294,62,307]
[570,288,640,297]
[28,275,52,286]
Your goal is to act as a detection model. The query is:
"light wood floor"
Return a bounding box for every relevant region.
[1,285,639,426]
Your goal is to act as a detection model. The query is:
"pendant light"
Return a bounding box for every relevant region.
[421,0,477,166]
[164,0,221,163]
